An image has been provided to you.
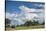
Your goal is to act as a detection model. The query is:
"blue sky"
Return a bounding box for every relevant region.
[6,0,44,2]
[6,1,45,25]
[6,1,44,13]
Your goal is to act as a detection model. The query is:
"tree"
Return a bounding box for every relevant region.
[24,21,32,26]
[11,25,15,28]
[32,20,39,26]
[41,21,45,25]
[5,18,11,27]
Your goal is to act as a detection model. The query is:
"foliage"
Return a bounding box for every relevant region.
[5,18,11,27]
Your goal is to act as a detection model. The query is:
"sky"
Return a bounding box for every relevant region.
[6,0,44,2]
[6,1,45,26]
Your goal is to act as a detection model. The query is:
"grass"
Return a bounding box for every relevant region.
[5,25,45,31]
[16,25,45,30]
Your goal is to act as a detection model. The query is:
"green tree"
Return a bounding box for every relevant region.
[5,18,11,27]
[24,21,32,26]
[32,20,39,26]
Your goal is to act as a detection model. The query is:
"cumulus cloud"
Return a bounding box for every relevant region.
[34,4,44,7]
[6,12,39,25]
[19,6,38,20]
[19,6,44,13]
[6,12,26,25]
[6,5,44,25]
[19,6,36,13]
[19,5,44,23]
[6,12,15,19]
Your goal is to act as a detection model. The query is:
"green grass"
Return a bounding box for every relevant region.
[5,25,45,31]
[16,25,45,30]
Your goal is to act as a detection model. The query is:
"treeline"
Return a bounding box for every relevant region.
[17,21,45,27]
[5,18,45,28]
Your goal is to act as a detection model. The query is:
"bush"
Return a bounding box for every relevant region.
[11,25,15,28]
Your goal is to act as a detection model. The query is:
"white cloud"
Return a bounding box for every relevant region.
[24,13,39,21]
[6,5,44,25]
[18,6,40,21]
[19,6,44,13]
[34,4,44,7]
[6,12,39,25]
[19,5,44,23]
[6,12,26,25]
[19,6,35,13]
[6,12,15,19]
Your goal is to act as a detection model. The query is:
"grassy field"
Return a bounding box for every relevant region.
[16,25,45,30]
[5,25,45,31]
